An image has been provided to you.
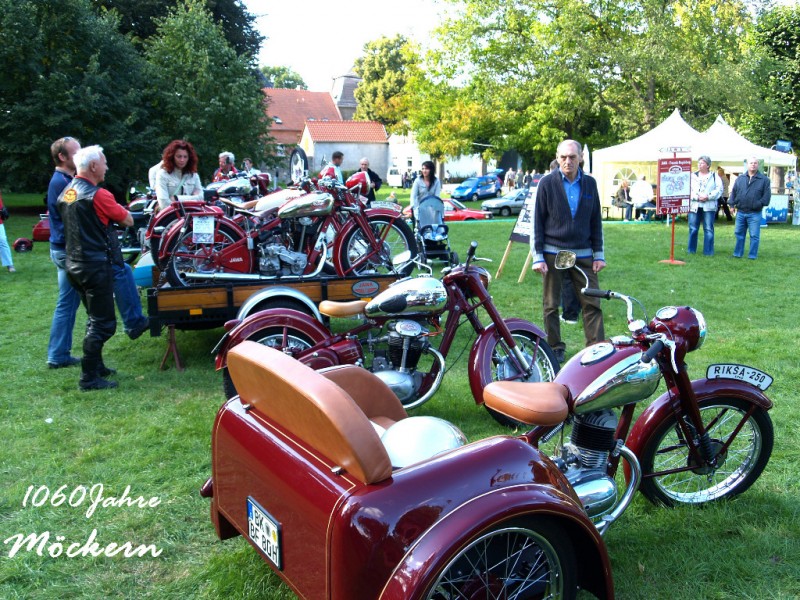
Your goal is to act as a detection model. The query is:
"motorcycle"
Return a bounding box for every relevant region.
[158,175,417,287]
[483,250,774,515]
[214,241,560,424]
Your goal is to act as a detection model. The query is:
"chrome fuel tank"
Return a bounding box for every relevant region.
[278,192,334,219]
[365,277,448,317]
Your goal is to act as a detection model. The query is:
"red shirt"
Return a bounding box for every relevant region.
[74,178,128,225]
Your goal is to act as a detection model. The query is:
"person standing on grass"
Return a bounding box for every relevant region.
[531,139,605,365]
[410,160,441,221]
[0,191,14,273]
[688,155,722,256]
[730,156,771,260]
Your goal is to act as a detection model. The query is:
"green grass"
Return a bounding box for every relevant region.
[0,198,799,599]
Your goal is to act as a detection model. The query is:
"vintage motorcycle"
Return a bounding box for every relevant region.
[214,242,559,422]
[158,175,417,287]
[483,250,774,511]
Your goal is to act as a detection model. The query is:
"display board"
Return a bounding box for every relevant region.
[657,157,692,215]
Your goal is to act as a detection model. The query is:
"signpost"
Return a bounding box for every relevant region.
[496,190,535,282]
[657,147,692,265]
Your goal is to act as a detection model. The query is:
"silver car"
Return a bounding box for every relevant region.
[481,188,532,216]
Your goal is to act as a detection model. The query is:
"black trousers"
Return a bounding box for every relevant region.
[66,260,117,377]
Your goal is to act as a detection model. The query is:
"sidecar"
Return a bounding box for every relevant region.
[203,342,614,599]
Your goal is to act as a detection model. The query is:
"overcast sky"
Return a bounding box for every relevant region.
[244,0,448,91]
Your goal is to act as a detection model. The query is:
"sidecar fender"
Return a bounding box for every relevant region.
[468,318,549,405]
[378,483,613,600]
[213,308,330,370]
[626,377,774,458]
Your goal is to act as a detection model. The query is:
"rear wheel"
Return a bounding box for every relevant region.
[424,518,577,600]
[500,207,512,217]
[638,397,773,506]
[165,222,248,287]
[339,216,417,277]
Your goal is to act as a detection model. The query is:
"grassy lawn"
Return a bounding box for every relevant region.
[0,195,798,599]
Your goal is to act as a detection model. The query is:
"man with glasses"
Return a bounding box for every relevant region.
[530,139,606,365]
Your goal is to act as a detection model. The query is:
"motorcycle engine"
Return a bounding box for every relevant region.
[370,320,428,405]
[258,242,308,276]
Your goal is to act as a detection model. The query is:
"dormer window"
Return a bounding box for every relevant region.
[273,116,283,124]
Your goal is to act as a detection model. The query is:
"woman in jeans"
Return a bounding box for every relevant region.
[688,156,722,255]
[0,191,15,273]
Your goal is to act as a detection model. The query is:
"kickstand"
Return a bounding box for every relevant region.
[159,325,185,371]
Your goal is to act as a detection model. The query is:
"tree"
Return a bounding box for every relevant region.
[0,0,156,195]
[260,66,307,90]
[145,0,273,176]
[353,36,420,134]
[92,0,263,58]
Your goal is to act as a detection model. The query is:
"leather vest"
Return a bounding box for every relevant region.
[58,177,123,264]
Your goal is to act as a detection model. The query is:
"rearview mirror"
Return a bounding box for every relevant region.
[554,250,576,270]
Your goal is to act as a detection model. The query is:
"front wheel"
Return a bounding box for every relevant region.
[476,327,560,428]
[638,397,774,506]
[424,518,577,600]
[339,216,417,277]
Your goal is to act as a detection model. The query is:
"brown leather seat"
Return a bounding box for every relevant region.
[320,365,408,430]
[483,381,569,426]
[318,300,368,318]
[227,341,393,485]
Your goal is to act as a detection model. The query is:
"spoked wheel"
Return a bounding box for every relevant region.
[638,397,774,507]
[165,222,248,287]
[425,518,577,600]
[222,324,322,399]
[478,327,560,428]
[340,216,417,277]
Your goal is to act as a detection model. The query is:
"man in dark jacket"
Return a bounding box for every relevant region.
[730,156,771,259]
[357,158,382,205]
[530,139,605,364]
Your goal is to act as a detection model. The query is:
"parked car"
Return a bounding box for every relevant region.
[481,188,532,216]
[403,198,492,221]
[386,167,402,188]
[450,175,501,201]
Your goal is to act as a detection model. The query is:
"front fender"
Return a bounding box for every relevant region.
[378,484,612,600]
[213,308,331,370]
[626,377,774,459]
[468,318,549,405]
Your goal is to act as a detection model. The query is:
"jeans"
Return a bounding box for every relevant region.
[0,224,13,267]
[733,211,762,259]
[687,208,715,255]
[624,204,633,221]
[48,248,82,364]
[113,262,147,334]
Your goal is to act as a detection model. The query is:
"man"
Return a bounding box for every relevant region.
[357,158,382,205]
[330,151,344,183]
[213,151,238,182]
[531,139,605,364]
[630,175,655,221]
[46,138,149,370]
[730,156,771,260]
[58,146,133,390]
[242,157,260,176]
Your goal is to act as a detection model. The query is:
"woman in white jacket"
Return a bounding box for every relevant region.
[688,155,722,255]
[155,140,203,210]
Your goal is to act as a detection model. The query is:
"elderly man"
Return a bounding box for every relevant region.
[730,156,771,259]
[531,139,606,364]
[58,146,133,390]
[357,157,382,205]
[213,151,238,182]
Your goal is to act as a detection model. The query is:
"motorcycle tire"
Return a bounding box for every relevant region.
[638,397,774,507]
[339,216,417,277]
[478,328,560,428]
[165,221,248,288]
[222,323,325,399]
[422,517,577,600]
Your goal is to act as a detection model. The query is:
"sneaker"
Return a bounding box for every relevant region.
[127,318,150,340]
[79,376,119,391]
[560,316,578,325]
[98,365,117,377]
[7,266,16,273]
[48,356,81,369]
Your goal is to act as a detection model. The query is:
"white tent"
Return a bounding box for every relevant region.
[696,115,796,169]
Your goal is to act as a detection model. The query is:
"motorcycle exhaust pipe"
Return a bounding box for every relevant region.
[399,347,446,410]
[595,444,641,536]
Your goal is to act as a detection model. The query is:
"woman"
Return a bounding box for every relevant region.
[0,190,15,273]
[155,140,203,210]
[410,161,442,219]
[688,155,722,255]
[614,180,633,221]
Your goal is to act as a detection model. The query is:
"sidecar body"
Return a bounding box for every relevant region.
[204,342,614,599]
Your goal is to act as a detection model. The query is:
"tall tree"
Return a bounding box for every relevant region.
[260,66,307,90]
[145,0,273,177]
[353,35,420,134]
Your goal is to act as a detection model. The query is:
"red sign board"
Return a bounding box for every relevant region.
[657,157,692,215]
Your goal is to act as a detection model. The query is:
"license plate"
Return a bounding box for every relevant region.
[192,215,215,244]
[247,497,282,569]
[371,201,402,212]
[707,364,773,391]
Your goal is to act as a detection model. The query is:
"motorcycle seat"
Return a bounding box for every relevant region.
[319,300,368,318]
[483,381,569,426]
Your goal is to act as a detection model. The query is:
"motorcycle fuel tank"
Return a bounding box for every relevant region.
[365,277,448,317]
[278,192,334,218]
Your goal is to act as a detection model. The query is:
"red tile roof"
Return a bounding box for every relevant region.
[265,88,341,146]
[305,121,388,143]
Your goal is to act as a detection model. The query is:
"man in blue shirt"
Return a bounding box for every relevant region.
[531,139,606,364]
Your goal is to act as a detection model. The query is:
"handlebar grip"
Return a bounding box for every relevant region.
[467,241,478,260]
[581,288,612,299]
[641,340,665,363]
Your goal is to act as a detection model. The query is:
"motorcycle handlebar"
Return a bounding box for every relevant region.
[641,339,665,363]
[467,241,478,260]
[582,288,612,299]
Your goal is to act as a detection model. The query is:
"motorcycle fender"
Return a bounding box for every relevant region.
[468,318,548,405]
[235,286,322,322]
[626,377,774,458]
[214,308,331,370]
[378,484,613,600]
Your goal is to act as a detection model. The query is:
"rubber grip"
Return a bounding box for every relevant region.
[582,288,611,299]
[641,340,665,363]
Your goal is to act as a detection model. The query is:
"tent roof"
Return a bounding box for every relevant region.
[593,109,702,163]
[696,115,796,168]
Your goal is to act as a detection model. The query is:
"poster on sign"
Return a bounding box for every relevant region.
[657,157,691,215]
[509,191,535,244]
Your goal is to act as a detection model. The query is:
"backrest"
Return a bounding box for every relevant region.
[227,341,393,485]
[320,365,408,430]
[417,196,445,230]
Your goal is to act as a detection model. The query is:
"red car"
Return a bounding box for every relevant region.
[403,198,492,221]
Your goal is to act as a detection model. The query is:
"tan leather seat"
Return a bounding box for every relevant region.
[320,365,408,430]
[227,341,392,484]
[483,381,569,426]
[318,300,368,318]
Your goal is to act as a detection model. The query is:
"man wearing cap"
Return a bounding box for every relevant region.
[688,155,723,256]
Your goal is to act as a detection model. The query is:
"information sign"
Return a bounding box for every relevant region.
[657,157,692,215]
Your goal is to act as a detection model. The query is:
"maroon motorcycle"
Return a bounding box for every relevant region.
[214,241,559,423]
[483,250,774,511]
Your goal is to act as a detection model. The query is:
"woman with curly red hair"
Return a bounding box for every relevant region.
[155,140,203,210]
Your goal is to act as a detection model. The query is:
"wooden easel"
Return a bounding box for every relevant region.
[495,193,535,282]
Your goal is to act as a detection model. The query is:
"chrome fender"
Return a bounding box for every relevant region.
[235,286,322,322]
